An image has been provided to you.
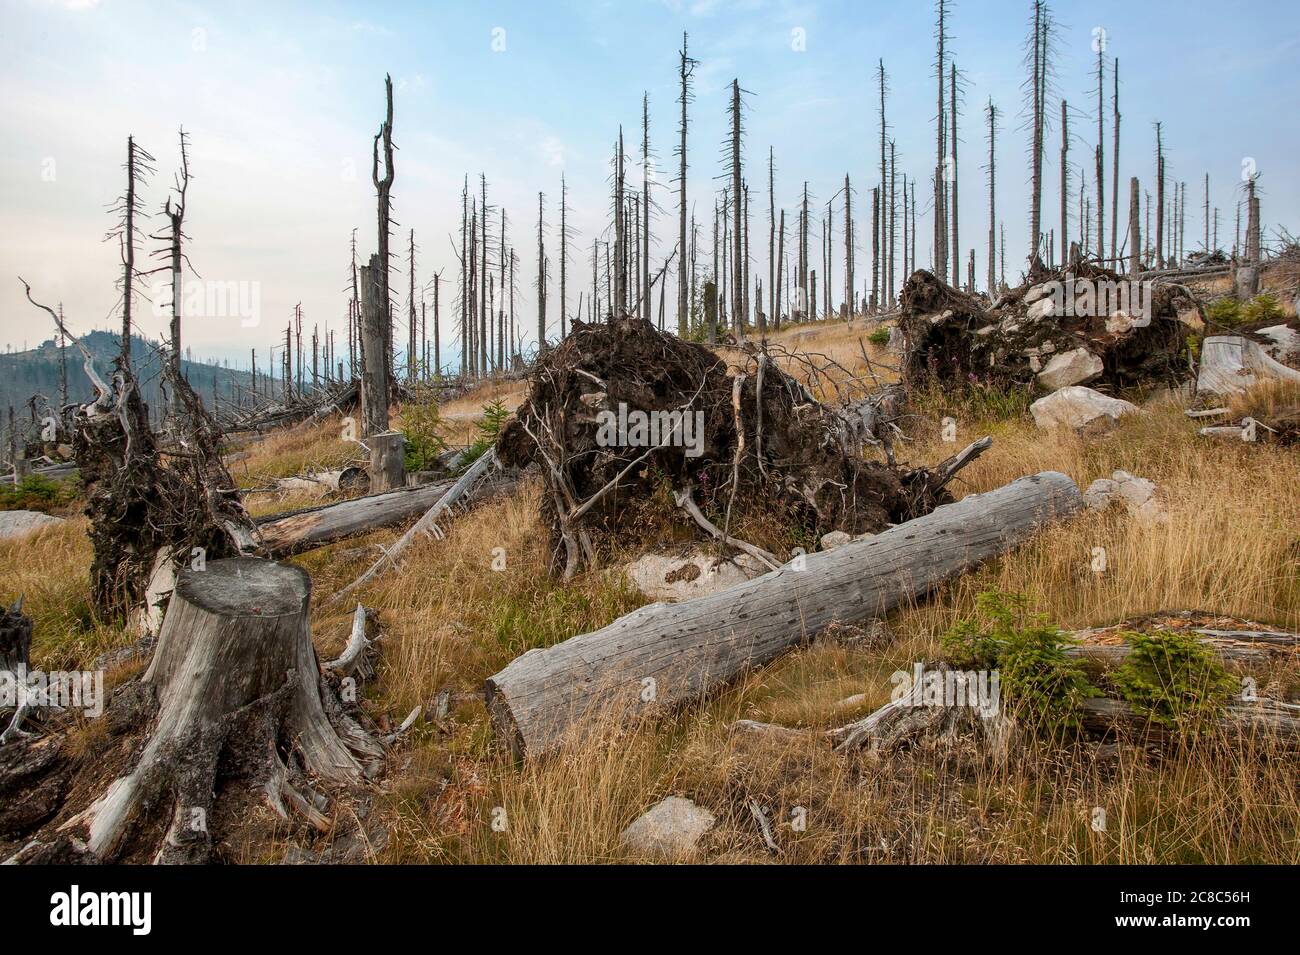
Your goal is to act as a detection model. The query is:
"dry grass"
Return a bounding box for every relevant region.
[10,321,1300,865]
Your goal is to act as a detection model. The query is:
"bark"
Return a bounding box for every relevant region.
[359,255,390,438]
[257,479,455,557]
[485,471,1082,758]
[366,431,406,494]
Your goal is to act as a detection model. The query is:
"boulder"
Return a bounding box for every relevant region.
[620,796,716,859]
[1037,347,1104,390]
[0,510,66,541]
[1030,386,1139,433]
[623,551,766,603]
[1255,325,1300,363]
[1082,470,1168,524]
[818,531,853,551]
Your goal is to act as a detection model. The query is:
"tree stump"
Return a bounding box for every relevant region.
[64,557,380,863]
[367,431,406,494]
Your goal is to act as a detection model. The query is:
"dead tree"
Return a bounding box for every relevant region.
[843,172,853,316]
[949,62,960,287]
[559,175,568,339]
[106,136,155,365]
[1094,46,1106,264]
[20,279,256,631]
[485,471,1082,758]
[1026,0,1052,265]
[641,93,652,323]
[676,33,696,337]
[614,129,626,317]
[407,229,417,382]
[1155,122,1165,270]
[986,99,998,293]
[1129,176,1141,275]
[934,1,948,279]
[729,79,745,334]
[359,253,401,492]
[537,191,547,349]
[156,128,191,418]
[1060,99,1070,266]
[372,74,395,382]
[878,59,889,308]
[1112,57,1123,267]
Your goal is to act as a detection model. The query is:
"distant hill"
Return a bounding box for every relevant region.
[0,330,260,425]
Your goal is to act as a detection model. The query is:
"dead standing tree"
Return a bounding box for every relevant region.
[106,136,156,366]
[152,127,191,420]
[1025,0,1053,266]
[676,33,697,337]
[372,74,396,385]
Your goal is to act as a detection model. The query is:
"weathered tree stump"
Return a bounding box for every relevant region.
[61,557,380,863]
[367,431,407,493]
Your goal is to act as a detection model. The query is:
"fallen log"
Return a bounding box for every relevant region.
[256,478,456,558]
[1080,696,1300,742]
[484,470,1082,758]
[326,449,501,606]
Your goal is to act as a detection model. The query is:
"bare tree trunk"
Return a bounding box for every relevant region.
[641,94,652,323]
[730,79,744,335]
[677,33,694,337]
[557,176,566,341]
[1111,58,1120,268]
[1095,47,1105,263]
[372,75,395,383]
[877,58,888,309]
[614,129,626,317]
[1128,176,1141,275]
[485,471,1082,758]
[949,63,960,287]
[1060,99,1069,266]
[843,172,853,317]
[986,99,997,293]
[1028,0,1046,264]
[871,187,880,312]
[537,191,547,350]
[769,147,777,327]
[1155,122,1165,270]
[359,255,389,440]
[934,2,947,278]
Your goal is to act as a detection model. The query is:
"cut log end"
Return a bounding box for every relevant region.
[173,556,309,619]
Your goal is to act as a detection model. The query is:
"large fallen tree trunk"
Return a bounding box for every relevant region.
[1080,696,1300,743]
[30,557,381,864]
[256,467,519,559]
[256,478,456,557]
[485,470,1082,758]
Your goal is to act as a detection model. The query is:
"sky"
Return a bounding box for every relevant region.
[2,0,1298,371]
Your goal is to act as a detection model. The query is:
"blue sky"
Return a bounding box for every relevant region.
[2,0,1297,369]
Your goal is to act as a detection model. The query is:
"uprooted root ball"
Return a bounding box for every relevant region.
[497,317,956,577]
